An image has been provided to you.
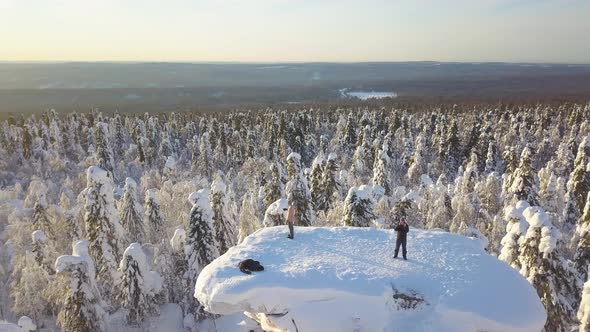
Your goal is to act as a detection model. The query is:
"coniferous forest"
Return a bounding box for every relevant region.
[2,103,590,331]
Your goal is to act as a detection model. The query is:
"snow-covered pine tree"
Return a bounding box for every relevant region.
[31,193,52,238]
[95,122,115,177]
[568,135,590,213]
[341,113,357,153]
[144,189,165,245]
[238,191,261,243]
[407,132,428,185]
[341,186,376,227]
[578,275,590,332]
[484,139,504,175]
[84,166,125,298]
[55,240,108,332]
[264,163,285,208]
[320,153,341,211]
[210,177,237,255]
[199,132,213,180]
[499,202,530,269]
[167,228,188,305]
[373,146,392,196]
[118,243,162,325]
[518,207,577,332]
[263,198,288,227]
[309,154,326,211]
[185,190,218,321]
[539,172,566,217]
[508,146,539,206]
[10,250,52,323]
[119,177,144,243]
[574,192,590,285]
[285,152,315,226]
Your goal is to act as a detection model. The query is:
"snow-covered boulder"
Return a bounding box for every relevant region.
[195,227,545,332]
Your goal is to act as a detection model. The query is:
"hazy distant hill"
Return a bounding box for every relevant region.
[1,62,589,114]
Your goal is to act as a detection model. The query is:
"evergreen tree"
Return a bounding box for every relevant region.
[499,202,530,269]
[309,154,326,211]
[264,163,285,208]
[31,193,52,238]
[167,228,188,305]
[518,207,577,332]
[185,190,218,320]
[237,192,261,243]
[509,146,539,206]
[55,240,107,332]
[263,198,288,227]
[210,177,237,255]
[578,275,590,332]
[484,140,504,175]
[95,122,115,176]
[144,189,165,245]
[342,186,376,227]
[568,136,590,213]
[84,166,124,298]
[574,192,590,284]
[321,153,341,211]
[199,132,213,179]
[118,243,162,326]
[285,152,315,226]
[119,177,144,243]
[373,146,392,195]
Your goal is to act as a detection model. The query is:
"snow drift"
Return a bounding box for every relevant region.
[195,227,545,332]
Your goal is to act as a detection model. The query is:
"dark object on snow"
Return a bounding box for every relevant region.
[238,259,264,275]
[394,222,409,260]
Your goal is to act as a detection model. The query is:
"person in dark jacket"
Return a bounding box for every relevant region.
[394,219,409,260]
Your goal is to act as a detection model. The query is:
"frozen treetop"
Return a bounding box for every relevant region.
[265,198,288,216]
[211,179,227,195]
[170,228,186,252]
[165,156,177,170]
[312,155,325,168]
[420,174,433,187]
[86,165,110,184]
[145,188,158,200]
[350,184,383,201]
[124,177,137,188]
[55,240,95,281]
[522,207,550,228]
[504,200,530,220]
[188,189,210,206]
[539,226,560,255]
[31,230,46,243]
[121,243,163,294]
[195,227,545,332]
[286,152,301,162]
[17,316,36,332]
[327,152,338,161]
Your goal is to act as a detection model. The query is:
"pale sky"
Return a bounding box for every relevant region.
[1,0,589,63]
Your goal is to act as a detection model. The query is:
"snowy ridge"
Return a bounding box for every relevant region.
[195,227,545,332]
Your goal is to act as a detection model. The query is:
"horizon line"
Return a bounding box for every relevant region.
[1,60,590,66]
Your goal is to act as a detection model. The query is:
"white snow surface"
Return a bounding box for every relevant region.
[0,321,21,332]
[195,227,545,332]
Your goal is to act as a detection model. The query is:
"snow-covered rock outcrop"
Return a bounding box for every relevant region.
[195,227,545,332]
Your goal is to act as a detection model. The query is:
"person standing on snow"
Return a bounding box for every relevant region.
[394,219,409,260]
[286,197,297,239]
